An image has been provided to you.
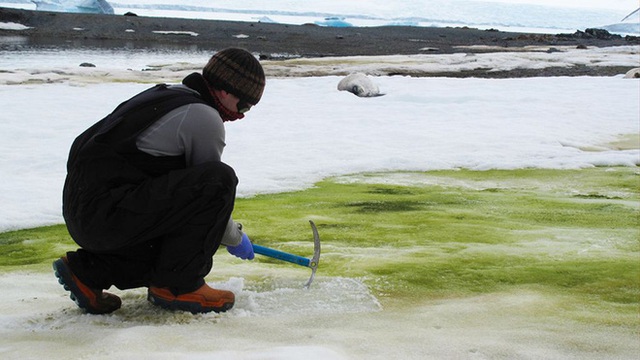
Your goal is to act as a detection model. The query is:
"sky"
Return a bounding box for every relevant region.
[0,1,639,359]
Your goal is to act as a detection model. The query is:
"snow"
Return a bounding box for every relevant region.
[151,30,199,36]
[2,272,639,359]
[0,21,31,30]
[0,1,639,359]
[1,45,638,232]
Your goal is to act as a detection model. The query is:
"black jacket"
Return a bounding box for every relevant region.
[63,74,213,243]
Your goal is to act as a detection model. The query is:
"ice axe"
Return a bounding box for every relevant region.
[252,220,321,288]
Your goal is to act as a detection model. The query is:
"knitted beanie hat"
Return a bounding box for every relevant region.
[203,48,266,105]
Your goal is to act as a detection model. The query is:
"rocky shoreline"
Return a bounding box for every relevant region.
[1,7,639,78]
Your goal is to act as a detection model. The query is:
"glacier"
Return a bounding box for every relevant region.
[31,0,114,14]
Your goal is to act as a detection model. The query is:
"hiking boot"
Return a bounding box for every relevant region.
[52,256,122,314]
[147,284,235,314]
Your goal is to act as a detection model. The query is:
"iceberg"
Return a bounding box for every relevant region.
[314,17,353,27]
[602,7,640,36]
[602,22,640,36]
[31,0,114,14]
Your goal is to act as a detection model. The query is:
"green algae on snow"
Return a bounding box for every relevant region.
[1,167,638,324]
[0,224,74,270]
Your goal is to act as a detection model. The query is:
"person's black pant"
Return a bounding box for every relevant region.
[65,161,237,295]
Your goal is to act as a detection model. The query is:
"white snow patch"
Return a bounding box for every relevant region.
[152,30,199,36]
[0,22,31,30]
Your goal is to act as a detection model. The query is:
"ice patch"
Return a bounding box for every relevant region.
[0,273,381,334]
[314,17,353,27]
[225,277,382,317]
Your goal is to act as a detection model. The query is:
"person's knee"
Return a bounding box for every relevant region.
[205,161,237,183]
[196,162,238,193]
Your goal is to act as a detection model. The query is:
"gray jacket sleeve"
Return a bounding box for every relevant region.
[220,218,243,247]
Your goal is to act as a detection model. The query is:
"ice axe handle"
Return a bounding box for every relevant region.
[252,244,312,268]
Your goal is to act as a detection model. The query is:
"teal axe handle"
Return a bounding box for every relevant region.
[251,220,321,288]
[252,244,311,267]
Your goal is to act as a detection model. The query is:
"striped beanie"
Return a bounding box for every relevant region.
[203,48,266,105]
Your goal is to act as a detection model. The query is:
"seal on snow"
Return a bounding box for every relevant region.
[337,73,383,97]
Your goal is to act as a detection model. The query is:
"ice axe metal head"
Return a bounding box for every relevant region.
[251,220,321,288]
[304,220,321,288]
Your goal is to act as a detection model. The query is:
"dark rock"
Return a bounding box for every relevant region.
[571,28,622,40]
[585,28,620,39]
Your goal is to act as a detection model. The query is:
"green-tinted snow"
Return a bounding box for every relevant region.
[1,167,638,326]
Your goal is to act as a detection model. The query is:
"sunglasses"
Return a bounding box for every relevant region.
[237,99,253,114]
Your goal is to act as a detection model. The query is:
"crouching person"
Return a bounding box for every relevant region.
[53,48,265,314]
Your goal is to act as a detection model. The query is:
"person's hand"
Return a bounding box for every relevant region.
[226,233,255,260]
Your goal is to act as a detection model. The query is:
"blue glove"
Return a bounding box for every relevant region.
[227,233,255,260]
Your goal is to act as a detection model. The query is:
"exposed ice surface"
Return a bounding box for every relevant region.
[31,0,114,14]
